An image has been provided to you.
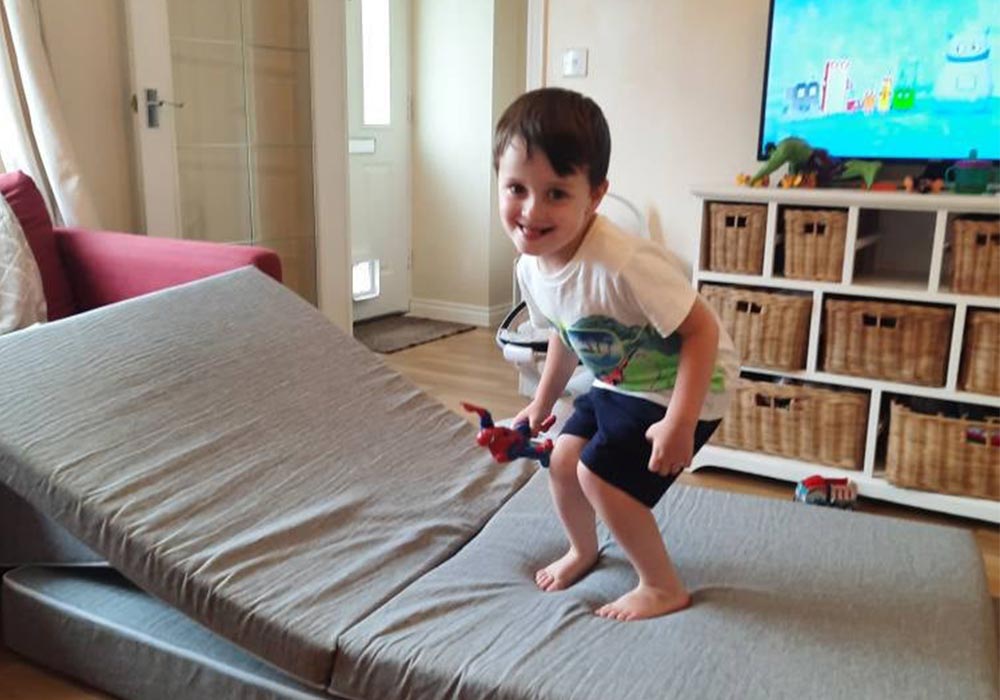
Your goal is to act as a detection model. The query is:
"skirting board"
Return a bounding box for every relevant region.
[409,297,511,328]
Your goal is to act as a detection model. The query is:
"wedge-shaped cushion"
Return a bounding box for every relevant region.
[2,566,329,700]
[0,268,534,688]
[333,473,998,700]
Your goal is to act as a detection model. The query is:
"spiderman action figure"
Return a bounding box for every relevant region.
[461,402,555,467]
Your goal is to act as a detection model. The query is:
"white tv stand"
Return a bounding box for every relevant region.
[690,185,1000,523]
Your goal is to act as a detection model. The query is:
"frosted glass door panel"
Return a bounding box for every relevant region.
[243,0,309,49]
[171,41,247,146]
[166,0,316,302]
[247,48,312,146]
[251,146,315,299]
[167,0,241,42]
[261,237,317,305]
[176,147,252,244]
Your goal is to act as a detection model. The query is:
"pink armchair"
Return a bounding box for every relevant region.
[0,170,282,318]
[0,170,282,570]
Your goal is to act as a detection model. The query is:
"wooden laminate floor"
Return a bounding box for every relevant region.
[3,327,997,699]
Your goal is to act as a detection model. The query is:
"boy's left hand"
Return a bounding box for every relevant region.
[645,419,694,476]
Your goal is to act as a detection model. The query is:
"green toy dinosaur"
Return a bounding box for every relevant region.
[837,159,883,189]
[752,137,882,189]
[752,137,815,184]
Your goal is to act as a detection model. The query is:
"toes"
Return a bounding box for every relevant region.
[535,569,556,591]
[595,604,620,620]
[595,602,638,621]
[596,591,691,620]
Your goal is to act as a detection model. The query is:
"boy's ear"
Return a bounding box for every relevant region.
[590,179,610,211]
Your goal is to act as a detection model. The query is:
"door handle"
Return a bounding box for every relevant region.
[135,88,185,128]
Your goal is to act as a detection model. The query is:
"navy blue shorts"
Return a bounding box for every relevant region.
[562,387,721,508]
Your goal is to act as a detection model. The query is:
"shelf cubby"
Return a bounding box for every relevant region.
[692,184,1000,522]
[852,208,936,290]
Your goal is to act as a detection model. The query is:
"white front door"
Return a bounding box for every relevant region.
[125,0,350,325]
[345,0,411,321]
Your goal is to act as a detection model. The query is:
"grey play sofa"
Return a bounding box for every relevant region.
[1,269,996,699]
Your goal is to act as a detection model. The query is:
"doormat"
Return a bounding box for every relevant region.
[354,314,475,353]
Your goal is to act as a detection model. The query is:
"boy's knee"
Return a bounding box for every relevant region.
[549,439,582,481]
[577,462,616,503]
[549,450,576,481]
[576,461,599,492]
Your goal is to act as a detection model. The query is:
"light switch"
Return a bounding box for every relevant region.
[562,48,588,78]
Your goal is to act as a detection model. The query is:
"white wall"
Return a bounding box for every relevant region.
[410,0,524,325]
[38,0,137,232]
[489,1,526,314]
[310,0,352,329]
[411,0,491,317]
[545,0,770,272]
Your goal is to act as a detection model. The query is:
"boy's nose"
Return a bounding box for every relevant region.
[521,195,540,219]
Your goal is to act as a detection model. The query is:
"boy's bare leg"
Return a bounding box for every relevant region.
[536,435,599,591]
[578,464,690,620]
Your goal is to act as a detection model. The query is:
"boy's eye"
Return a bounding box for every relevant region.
[507,184,526,196]
[548,189,568,201]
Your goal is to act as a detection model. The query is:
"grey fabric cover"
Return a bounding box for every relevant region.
[0,268,534,688]
[333,472,999,700]
[3,566,334,700]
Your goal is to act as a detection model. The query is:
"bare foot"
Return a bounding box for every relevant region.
[595,584,691,621]
[535,549,598,592]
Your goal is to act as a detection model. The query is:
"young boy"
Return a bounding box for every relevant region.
[494,87,738,621]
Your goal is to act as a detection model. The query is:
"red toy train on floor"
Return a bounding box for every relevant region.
[461,402,555,468]
[794,475,858,509]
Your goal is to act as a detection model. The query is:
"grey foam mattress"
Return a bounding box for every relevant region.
[333,472,998,700]
[0,268,534,689]
[6,477,997,700]
[332,474,997,700]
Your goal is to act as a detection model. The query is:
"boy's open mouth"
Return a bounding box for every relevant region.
[519,224,554,240]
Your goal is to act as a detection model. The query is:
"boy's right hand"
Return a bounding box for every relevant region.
[513,401,553,435]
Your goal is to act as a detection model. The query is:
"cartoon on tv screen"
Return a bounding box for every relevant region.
[759,0,1000,160]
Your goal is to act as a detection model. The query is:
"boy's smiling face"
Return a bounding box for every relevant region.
[497,138,608,271]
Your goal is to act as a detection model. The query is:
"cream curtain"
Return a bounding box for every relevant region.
[0,0,98,227]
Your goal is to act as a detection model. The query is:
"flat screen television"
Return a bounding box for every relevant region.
[758,0,1000,162]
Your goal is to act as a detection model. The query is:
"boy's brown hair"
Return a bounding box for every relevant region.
[493,87,611,189]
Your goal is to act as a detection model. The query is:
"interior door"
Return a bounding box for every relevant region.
[345,0,411,321]
[126,0,319,304]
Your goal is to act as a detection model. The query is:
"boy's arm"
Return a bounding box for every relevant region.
[646,297,719,474]
[664,297,719,430]
[521,331,578,429]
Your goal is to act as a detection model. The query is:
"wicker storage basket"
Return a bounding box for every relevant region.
[886,402,999,500]
[783,208,848,281]
[959,310,1000,395]
[823,299,952,385]
[707,203,766,274]
[701,285,811,369]
[712,378,868,469]
[950,217,999,296]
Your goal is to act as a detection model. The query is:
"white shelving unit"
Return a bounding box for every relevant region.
[690,185,1000,523]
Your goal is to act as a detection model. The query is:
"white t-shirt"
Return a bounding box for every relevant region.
[517,215,738,420]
